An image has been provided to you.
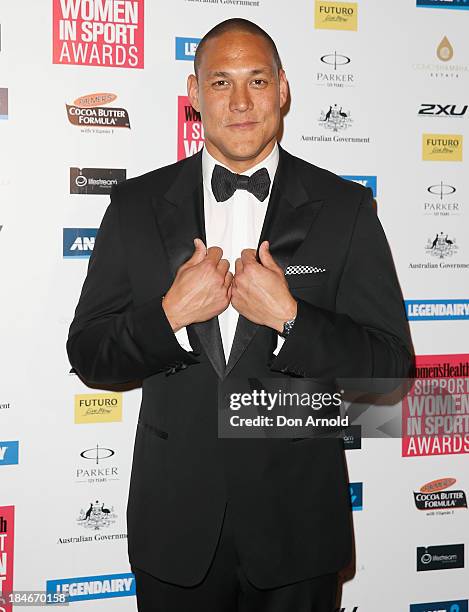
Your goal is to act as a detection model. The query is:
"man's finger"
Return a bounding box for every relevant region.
[258,241,280,271]
[206,245,223,264]
[217,258,230,276]
[224,270,233,289]
[235,257,243,276]
[180,238,206,270]
[240,248,257,264]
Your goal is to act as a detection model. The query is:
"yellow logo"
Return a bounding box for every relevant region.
[437,36,453,62]
[74,393,122,424]
[422,134,463,161]
[315,1,358,31]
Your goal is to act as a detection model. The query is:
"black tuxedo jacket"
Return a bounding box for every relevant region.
[67,145,413,588]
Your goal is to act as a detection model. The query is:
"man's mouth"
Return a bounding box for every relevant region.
[226,121,259,130]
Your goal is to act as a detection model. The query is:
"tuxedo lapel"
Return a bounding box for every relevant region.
[152,147,326,380]
[224,146,325,377]
[153,152,226,380]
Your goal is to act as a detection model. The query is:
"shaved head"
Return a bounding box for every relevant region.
[194,18,282,77]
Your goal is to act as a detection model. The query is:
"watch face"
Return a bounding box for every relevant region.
[282,318,296,337]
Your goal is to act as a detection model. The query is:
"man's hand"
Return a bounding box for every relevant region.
[231,241,297,333]
[162,238,233,332]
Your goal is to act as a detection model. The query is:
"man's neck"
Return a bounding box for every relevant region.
[204,140,277,173]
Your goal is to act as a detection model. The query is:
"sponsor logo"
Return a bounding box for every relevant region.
[437,35,453,61]
[336,608,359,612]
[342,424,362,450]
[74,393,122,423]
[413,37,468,79]
[402,354,469,457]
[410,601,468,612]
[416,544,464,571]
[417,0,469,9]
[411,354,469,378]
[66,93,130,132]
[46,572,135,601]
[315,51,355,89]
[424,181,461,217]
[425,232,459,259]
[57,496,127,546]
[0,88,8,120]
[70,167,126,195]
[418,104,468,118]
[52,0,144,68]
[63,228,98,258]
[341,175,377,197]
[422,134,463,161]
[414,478,467,513]
[0,506,15,612]
[177,95,204,160]
[175,36,200,60]
[319,104,352,133]
[0,442,19,466]
[349,482,363,510]
[76,499,117,530]
[0,401,10,411]
[76,444,119,484]
[315,1,358,31]
[406,299,469,320]
[409,231,468,271]
[302,104,370,144]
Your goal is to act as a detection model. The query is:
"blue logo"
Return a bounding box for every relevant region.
[406,299,469,320]
[63,228,98,259]
[341,175,377,197]
[46,573,135,602]
[417,0,469,9]
[0,441,19,466]
[349,482,363,511]
[410,600,468,612]
[175,37,201,61]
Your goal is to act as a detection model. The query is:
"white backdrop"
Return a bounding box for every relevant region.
[1,1,468,610]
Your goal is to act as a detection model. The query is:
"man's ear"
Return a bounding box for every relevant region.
[278,69,289,109]
[187,74,200,112]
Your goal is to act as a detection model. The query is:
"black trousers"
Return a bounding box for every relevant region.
[132,501,338,612]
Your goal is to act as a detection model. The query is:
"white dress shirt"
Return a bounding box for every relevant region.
[175,142,285,362]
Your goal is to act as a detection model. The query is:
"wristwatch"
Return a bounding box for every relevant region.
[279,317,296,338]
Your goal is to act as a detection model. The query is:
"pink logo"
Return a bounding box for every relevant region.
[0,506,15,612]
[177,96,204,160]
[402,354,469,457]
[52,0,144,68]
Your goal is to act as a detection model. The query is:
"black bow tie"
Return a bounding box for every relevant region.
[211,164,271,203]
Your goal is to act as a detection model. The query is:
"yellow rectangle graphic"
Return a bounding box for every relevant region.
[315,1,358,31]
[422,134,463,161]
[75,393,122,423]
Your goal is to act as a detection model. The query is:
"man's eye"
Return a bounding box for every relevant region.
[252,79,267,87]
[213,80,229,87]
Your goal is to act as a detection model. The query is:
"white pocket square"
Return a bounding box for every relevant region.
[284,265,326,275]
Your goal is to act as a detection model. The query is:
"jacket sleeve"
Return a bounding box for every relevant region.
[270,188,413,380]
[66,189,199,386]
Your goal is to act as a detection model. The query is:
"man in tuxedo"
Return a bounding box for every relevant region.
[67,18,413,612]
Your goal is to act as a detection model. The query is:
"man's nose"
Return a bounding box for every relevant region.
[229,84,253,113]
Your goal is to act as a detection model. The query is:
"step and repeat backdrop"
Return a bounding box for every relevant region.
[1,0,469,610]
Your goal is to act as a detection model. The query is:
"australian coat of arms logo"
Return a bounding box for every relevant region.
[319,104,353,132]
[425,232,458,259]
[77,499,117,530]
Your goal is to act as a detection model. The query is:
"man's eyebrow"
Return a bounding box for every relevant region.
[206,67,274,78]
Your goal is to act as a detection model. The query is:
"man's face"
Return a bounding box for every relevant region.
[187,30,288,171]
